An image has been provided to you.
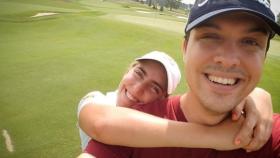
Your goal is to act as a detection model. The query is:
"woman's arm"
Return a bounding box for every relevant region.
[79,88,272,150]
[79,103,245,150]
[233,87,273,152]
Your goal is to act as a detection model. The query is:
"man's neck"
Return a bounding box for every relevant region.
[180,92,229,126]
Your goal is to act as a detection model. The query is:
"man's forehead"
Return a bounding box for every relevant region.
[206,11,263,23]
[195,11,271,33]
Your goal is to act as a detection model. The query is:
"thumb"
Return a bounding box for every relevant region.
[232,100,245,121]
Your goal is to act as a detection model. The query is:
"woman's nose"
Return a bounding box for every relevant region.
[132,82,145,96]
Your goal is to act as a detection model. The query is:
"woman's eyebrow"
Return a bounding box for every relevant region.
[138,67,146,76]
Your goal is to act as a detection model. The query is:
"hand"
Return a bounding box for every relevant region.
[77,153,96,158]
[211,116,251,150]
[231,88,273,152]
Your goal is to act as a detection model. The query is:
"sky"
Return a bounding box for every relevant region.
[181,0,280,15]
[271,0,280,14]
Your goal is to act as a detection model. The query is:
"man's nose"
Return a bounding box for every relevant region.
[213,42,241,68]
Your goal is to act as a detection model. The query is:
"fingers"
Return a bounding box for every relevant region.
[234,98,257,146]
[243,118,273,152]
[241,88,274,152]
[234,116,255,146]
[243,125,264,152]
[232,100,245,121]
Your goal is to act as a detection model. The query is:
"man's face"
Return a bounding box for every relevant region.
[117,60,168,107]
[183,12,269,114]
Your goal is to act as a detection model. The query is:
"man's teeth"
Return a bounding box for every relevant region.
[208,75,236,85]
[126,91,137,102]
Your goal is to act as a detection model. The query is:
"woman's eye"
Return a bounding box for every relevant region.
[151,86,160,94]
[134,69,143,79]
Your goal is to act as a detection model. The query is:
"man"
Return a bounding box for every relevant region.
[81,0,280,157]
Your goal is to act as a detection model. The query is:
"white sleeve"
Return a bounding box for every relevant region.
[77,90,116,150]
[77,91,105,118]
[77,91,106,150]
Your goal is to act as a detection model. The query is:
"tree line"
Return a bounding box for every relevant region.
[133,0,193,11]
[133,0,280,26]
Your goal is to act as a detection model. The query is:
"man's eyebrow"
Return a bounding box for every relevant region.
[196,22,220,30]
[247,27,269,35]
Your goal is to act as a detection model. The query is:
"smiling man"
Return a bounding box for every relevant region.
[182,11,270,124]
[82,0,280,157]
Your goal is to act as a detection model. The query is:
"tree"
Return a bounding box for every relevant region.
[147,0,152,6]
[277,12,280,25]
[146,0,158,9]
[151,0,158,9]
[159,0,165,11]
[165,0,181,11]
[145,0,182,11]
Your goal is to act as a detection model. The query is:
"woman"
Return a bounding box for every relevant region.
[78,51,181,150]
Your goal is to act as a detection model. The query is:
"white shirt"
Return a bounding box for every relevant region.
[77,90,117,150]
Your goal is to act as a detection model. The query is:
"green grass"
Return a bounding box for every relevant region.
[274,35,280,41]
[259,39,280,112]
[0,0,279,157]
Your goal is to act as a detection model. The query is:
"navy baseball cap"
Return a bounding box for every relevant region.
[185,0,280,36]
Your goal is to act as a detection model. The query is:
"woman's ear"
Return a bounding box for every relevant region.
[162,93,169,99]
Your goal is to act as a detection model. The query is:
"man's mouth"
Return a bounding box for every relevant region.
[207,74,239,86]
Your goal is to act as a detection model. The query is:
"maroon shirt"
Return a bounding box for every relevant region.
[85,96,280,158]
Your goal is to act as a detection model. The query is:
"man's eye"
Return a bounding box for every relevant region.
[242,39,259,46]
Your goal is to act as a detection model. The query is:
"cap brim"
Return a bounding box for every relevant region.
[185,8,280,35]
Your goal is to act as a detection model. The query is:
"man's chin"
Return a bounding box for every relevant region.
[200,96,239,114]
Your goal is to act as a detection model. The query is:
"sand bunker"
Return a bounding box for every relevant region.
[31,12,58,18]
[177,16,187,20]
[136,10,152,14]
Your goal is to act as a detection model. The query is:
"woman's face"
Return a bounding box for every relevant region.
[117,60,168,107]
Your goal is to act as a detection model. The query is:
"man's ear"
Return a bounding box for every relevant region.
[182,39,188,63]
[182,39,188,53]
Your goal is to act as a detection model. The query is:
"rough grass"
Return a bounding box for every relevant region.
[0,1,182,157]
[0,0,279,157]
